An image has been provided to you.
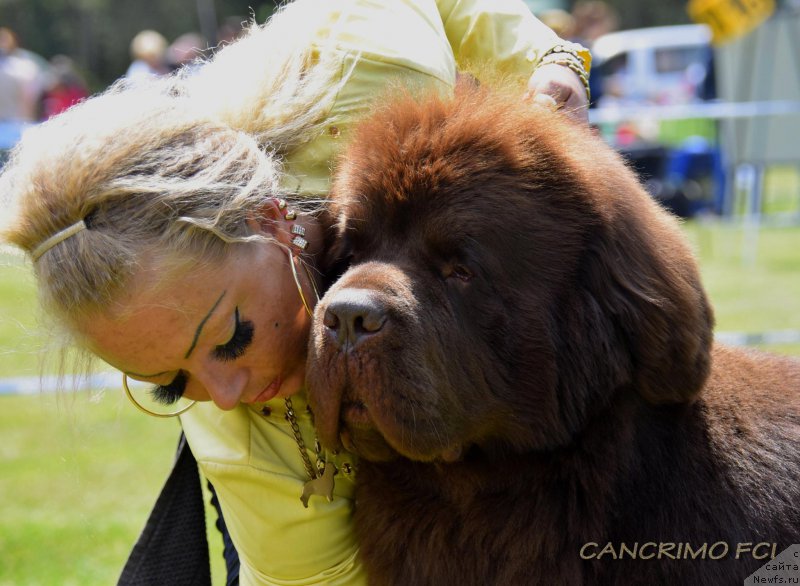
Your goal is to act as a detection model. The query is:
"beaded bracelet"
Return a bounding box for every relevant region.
[535,42,592,102]
[540,42,589,67]
[539,55,591,101]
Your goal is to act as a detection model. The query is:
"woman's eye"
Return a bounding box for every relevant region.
[213,307,254,362]
[151,371,187,405]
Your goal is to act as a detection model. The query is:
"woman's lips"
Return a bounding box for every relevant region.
[246,378,282,403]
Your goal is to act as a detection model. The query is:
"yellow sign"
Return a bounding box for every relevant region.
[688,0,776,45]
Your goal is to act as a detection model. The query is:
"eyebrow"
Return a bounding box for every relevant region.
[121,290,228,379]
[184,291,227,358]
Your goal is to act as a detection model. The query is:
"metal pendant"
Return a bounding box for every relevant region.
[300,463,337,508]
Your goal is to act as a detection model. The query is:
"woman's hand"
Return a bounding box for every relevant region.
[524,63,590,123]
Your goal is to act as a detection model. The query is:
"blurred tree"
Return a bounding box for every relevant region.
[595,0,692,29]
[1,0,279,90]
[530,0,693,29]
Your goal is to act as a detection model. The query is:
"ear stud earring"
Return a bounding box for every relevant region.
[290,224,308,249]
[274,198,306,249]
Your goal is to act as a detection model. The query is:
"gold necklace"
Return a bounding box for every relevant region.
[284,397,336,508]
[283,207,336,507]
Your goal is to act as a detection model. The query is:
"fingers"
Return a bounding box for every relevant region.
[531,93,558,110]
[525,63,590,123]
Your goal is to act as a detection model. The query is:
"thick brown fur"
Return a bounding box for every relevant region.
[306,84,800,585]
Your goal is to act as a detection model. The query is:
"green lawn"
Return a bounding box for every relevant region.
[0,252,226,585]
[0,389,226,586]
[0,253,41,377]
[683,220,800,355]
[0,392,180,585]
[1,220,799,584]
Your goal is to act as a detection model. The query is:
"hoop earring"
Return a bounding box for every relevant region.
[122,374,197,418]
[287,248,320,318]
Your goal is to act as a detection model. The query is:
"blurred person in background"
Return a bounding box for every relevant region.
[167,32,208,73]
[0,27,48,122]
[217,16,247,48]
[0,27,48,163]
[0,35,26,121]
[41,55,89,119]
[1,1,591,583]
[0,46,26,123]
[537,8,577,40]
[125,29,169,81]
[571,0,619,105]
[571,0,619,46]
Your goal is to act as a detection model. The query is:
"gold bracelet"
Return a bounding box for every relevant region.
[541,58,591,102]
[536,47,591,102]
[540,42,588,67]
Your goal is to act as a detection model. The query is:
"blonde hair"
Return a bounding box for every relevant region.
[0,0,348,334]
[187,0,350,150]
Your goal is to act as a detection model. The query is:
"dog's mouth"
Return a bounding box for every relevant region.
[337,398,401,462]
[335,395,465,464]
[307,311,468,463]
[341,399,370,424]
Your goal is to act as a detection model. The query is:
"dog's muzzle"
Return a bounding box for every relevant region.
[322,288,388,350]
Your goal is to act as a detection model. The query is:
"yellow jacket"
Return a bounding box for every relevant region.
[278,0,589,196]
[182,395,360,585]
[180,0,586,584]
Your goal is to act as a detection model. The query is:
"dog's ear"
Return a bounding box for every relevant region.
[580,189,714,404]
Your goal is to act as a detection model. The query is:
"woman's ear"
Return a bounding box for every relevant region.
[247,198,295,247]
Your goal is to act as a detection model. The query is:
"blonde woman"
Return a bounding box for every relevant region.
[1,0,590,583]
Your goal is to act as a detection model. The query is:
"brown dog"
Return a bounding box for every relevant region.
[306,85,800,585]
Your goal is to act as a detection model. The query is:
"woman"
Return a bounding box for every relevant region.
[1,0,590,583]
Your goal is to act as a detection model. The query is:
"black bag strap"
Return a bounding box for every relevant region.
[117,433,211,586]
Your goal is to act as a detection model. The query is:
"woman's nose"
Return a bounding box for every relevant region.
[193,364,247,410]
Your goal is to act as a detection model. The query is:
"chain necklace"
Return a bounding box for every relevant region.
[284,397,337,508]
[282,214,336,508]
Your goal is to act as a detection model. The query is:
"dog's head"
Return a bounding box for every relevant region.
[306,85,714,463]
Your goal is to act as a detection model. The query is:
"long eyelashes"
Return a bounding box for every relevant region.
[213,307,254,362]
[150,371,188,405]
[148,308,254,405]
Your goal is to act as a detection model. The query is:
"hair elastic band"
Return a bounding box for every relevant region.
[31,220,87,262]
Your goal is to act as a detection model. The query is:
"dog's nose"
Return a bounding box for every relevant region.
[323,289,387,349]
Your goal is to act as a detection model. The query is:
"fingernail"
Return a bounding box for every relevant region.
[533,94,558,110]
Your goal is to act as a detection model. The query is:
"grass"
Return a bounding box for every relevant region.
[683,220,800,355]
[0,252,226,585]
[0,392,180,585]
[0,389,226,586]
[1,218,799,584]
[0,254,41,377]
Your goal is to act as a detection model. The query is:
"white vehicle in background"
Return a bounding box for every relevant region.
[588,24,720,218]
[588,18,800,220]
[591,23,715,107]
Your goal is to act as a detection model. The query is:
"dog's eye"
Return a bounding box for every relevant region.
[444,264,473,282]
